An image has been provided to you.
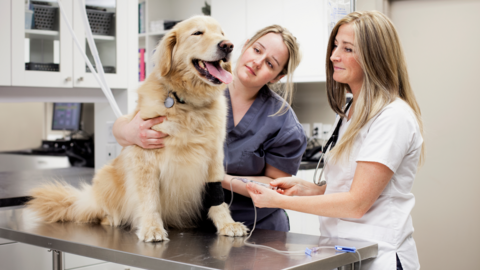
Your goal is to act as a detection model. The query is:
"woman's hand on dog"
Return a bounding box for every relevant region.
[113,112,168,149]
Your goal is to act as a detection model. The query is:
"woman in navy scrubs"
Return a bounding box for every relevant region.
[112,25,307,232]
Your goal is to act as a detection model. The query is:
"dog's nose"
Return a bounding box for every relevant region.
[218,40,234,54]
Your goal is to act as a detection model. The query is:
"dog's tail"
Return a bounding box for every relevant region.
[27,181,104,223]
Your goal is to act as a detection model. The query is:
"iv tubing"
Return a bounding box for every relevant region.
[228,177,363,269]
[77,0,117,109]
[57,0,123,118]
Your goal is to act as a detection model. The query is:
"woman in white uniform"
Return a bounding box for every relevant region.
[245,11,424,270]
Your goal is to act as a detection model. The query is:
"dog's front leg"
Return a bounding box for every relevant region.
[208,202,249,237]
[133,160,168,242]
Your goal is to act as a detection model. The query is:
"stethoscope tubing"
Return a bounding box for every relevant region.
[313,99,353,186]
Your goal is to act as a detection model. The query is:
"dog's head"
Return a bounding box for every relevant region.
[153,16,233,89]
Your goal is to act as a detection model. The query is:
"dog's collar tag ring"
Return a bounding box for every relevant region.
[165,91,185,109]
[164,95,175,108]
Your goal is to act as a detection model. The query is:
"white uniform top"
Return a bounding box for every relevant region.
[320,98,422,270]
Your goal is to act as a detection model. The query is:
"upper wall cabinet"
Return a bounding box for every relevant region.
[73,0,127,88]
[0,0,11,86]
[10,0,128,89]
[11,0,73,88]
[212,0,327,82]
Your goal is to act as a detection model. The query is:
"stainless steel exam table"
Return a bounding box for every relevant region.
[0,168,377,270]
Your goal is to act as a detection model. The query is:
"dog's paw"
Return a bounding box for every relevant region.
[218,222,249,237]
[137,226,169,242]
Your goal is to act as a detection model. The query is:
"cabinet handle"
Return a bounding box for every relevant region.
[77,77,84,82]
[65,77,72,82]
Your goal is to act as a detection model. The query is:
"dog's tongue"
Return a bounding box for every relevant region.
[205,62,233,84]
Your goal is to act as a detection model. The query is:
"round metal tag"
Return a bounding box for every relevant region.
[164,96,174,108]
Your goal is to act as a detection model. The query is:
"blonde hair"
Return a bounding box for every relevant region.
[326,11,425,164]
[239,25,302,115]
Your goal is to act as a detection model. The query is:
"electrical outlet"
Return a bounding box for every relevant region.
[106,143,116,161]
[322,124,333,140]
[312,123,323,139]
[106,121,116,143]
[301,123,311,138]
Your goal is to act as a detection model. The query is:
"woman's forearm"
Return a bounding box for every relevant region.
[222,174,275,198]
[277,191,364,219]
[112,116,132,147]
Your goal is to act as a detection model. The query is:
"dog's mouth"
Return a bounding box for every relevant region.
[193,59,233,85]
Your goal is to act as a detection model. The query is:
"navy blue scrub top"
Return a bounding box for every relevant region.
[223,86,307,232]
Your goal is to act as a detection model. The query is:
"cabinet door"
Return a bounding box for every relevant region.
[213,0,328,83]
[0,242,52,270]
[11,0,74,87]
[73,0,128,89]
[65,253,105,269]
[0,0,11,86]
[246,0,285,38]
[211,0,247,66]
[0,237,15,245]
[284,0,327,82]
[71,262,145,270]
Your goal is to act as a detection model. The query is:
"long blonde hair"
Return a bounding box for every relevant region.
[326,11,425,164]
[239,25,302,115]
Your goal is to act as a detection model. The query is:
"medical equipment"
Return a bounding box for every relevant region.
[231,177,278,190]
[57,0,122,118]
[313,99,353,186]
[227,177,362,269]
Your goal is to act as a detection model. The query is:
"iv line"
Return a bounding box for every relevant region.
[227,178,362,269]
[57,0,123,118]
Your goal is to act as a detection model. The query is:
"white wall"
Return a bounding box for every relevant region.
[292,82,336,130]
[0,103,45,151]
[389,1,480,269]
[293,1,480,268]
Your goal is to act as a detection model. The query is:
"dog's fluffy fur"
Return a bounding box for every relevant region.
[28,16,248,242]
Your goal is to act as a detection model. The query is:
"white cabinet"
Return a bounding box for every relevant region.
[287,169,321,236]
[11,0,73,88]
[210,0,246,67]
[64,253,106,269]
[0,242,52,270]
[10,0,128,89]
[0,0,11,86]
[73,0,128,88]
[212,0,328,82]
[0,243,145,270]
[71,262,145,270]
[0,237,14,245]
[64,253,146,270]
[283,0,327,82]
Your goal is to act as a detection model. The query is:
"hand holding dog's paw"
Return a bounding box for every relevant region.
[218,222,249,237]
[137,225,169,242]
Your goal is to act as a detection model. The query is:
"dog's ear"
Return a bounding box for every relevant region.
[156,29,177,77]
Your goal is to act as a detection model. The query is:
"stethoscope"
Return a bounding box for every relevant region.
[313,99,353,186]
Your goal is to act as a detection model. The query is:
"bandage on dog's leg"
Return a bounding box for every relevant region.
[206,179,248,237]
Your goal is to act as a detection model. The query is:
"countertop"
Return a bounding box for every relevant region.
[0,167,94,207]
[0,163,319,207]
[0,206,377,270]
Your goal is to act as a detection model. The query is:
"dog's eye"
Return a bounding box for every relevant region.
[192,31,203,36]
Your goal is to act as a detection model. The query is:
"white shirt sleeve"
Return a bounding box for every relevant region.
[356,103,421,173]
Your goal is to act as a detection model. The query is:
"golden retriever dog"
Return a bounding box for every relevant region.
[27,16,248,242]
